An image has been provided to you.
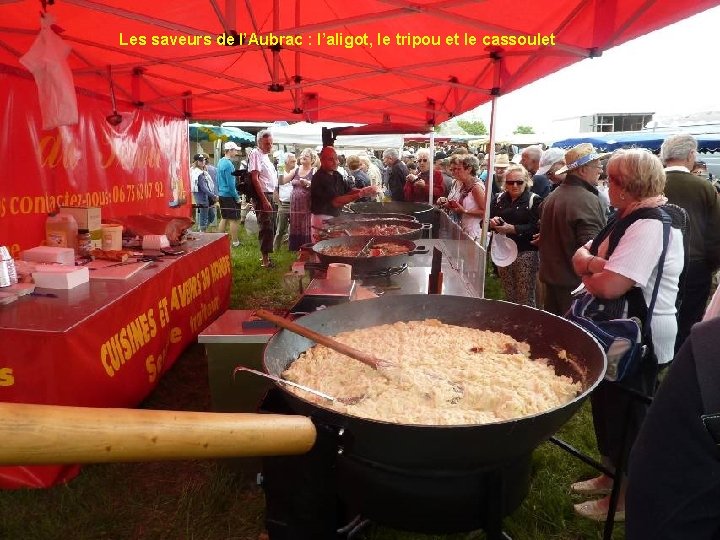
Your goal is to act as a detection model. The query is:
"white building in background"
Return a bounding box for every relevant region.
[551,112,654,134]
[549,110,720,136]
[647,111,720,133]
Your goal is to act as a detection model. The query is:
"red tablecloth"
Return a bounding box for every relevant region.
[0,233,231,488]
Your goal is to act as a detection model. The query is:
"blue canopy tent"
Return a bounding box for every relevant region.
[552,131,720,153]
[189,123,254,143]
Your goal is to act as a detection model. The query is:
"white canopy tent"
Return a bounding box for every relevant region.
[263,122,404,150]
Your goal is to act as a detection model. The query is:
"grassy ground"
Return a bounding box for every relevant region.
[0,225,623,540]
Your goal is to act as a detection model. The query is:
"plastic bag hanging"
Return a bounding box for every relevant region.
[19,12,79,130]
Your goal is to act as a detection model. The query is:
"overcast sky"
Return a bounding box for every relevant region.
[464,5,720,139]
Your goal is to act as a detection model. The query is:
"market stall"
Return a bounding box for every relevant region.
[0,233,231,487]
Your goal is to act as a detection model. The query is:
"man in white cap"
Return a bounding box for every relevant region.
[535,147,567,192]
[490,153,511,198]
[216,141,242,247]
[538,143,607,315]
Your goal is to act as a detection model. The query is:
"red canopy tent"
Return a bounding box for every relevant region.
[1,0,718,125]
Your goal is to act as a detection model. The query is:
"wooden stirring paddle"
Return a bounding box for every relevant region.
[254,309,395,370]
[256,310,463,403]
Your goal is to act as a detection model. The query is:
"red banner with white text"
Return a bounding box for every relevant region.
[0,235,231,489]
[0,68,190,257]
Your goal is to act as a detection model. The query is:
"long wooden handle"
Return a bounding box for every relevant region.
[0,402,316,465]
[255,309,392,370]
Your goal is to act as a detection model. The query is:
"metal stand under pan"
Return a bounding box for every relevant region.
[259,388,521,539]
[302,262,408,281]
[353,263,407,280]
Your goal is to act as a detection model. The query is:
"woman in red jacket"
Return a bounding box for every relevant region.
[404,148,445,202]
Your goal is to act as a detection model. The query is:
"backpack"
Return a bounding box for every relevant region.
[232,168,255,199]
[495,190,539,210]
[566,206,682,381]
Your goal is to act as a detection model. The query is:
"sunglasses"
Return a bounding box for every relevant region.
[505,180,524,186]
[417,158,428,162]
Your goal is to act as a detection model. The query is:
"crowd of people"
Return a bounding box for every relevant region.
[190,130,720,535]
[191,134,513,261]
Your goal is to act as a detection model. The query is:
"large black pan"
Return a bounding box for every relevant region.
[345,201,435,219]
[319,218,431,241]
[311,236,427,273]
[345,201,440,237]
[264,295,606,470]
[323,213,416,227]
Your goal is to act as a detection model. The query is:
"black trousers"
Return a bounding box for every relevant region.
[254,192,276,256]
[590,354,658,471]
[675,259,712,353]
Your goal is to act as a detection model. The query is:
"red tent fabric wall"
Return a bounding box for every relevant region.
[0,68,188,252]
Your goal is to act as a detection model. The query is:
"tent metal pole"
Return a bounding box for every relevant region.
[480,54,503,299]
[479,94,497,299]
[272,0,280,87]
[428,131,435,205]
[295,0,301,81]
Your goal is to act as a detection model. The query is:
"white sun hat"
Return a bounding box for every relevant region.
[490,233,518,267]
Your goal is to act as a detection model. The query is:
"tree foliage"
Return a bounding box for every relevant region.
[456,120,488,135]
[513,125,535,134]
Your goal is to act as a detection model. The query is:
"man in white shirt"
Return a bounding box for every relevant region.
[249,130,279,268]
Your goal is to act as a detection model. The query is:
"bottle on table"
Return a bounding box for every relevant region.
[77,229,92,257]
[45,212,78,253]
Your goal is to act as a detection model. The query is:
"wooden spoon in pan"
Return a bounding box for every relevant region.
[255,311,461,403]
[254,309,395,370]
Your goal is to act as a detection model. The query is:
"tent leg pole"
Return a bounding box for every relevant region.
[429,131,435,205]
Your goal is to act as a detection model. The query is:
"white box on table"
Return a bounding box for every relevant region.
[32,265,89,290]
[21,246,76,265]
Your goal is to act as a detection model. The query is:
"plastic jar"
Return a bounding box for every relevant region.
[77,229,92,257]
[46,212,78,252]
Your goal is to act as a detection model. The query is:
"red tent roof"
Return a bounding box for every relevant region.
[2,0,718,124]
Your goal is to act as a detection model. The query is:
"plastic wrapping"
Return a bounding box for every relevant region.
[19,14,78,130]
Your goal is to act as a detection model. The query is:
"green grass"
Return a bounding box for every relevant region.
[228,226,299,310]
[0,230,620,540]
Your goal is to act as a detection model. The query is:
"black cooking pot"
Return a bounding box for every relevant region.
[322,213,416,227]
[264,295,606,470]
[345,201,440,238]
[318,218,431,241]
[311,236,428,273]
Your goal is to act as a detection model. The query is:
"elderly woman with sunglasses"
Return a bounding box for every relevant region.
[568,149,685,522]
[488,164,541,306]
[404,148,446,203]
[443,154,486,240]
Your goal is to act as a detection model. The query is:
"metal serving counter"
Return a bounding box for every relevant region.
[356,238,480,297]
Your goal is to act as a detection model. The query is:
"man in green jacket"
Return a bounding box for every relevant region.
[538,144,607,315]
[662,133,720,352]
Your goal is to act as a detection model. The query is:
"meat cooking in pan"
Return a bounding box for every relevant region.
[320,242,410,257]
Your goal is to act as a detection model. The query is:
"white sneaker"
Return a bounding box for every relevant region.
[231,241,241,248]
